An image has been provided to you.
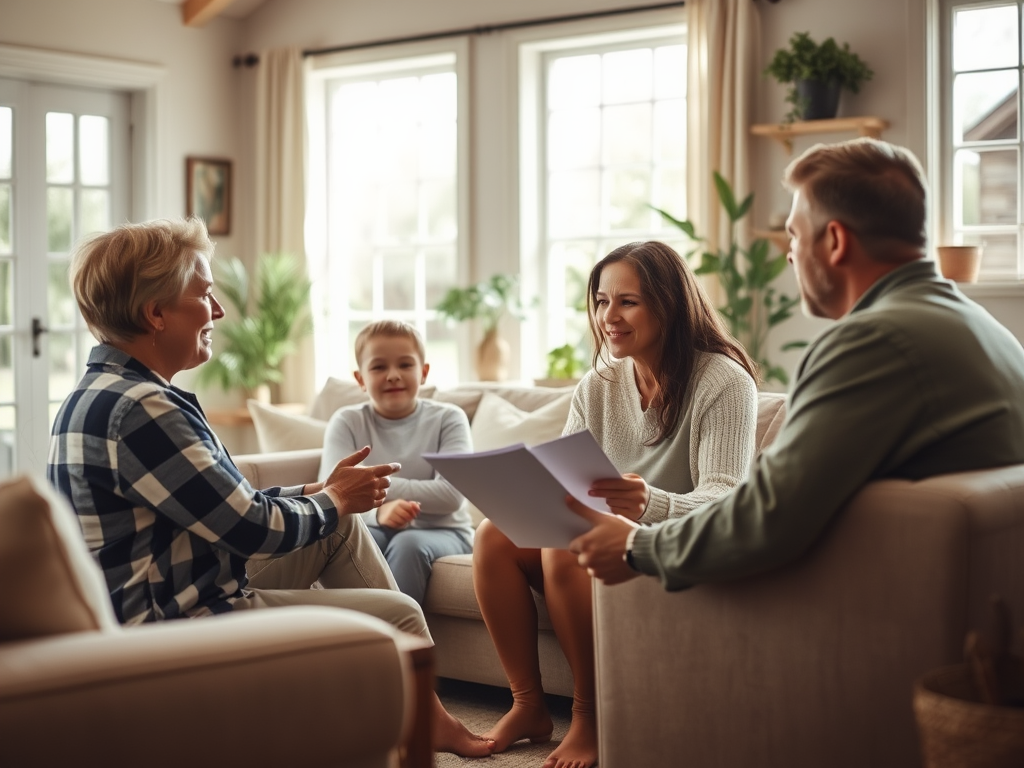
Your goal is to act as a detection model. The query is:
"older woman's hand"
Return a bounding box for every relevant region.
[321,446,401,515]
[587,472,650,521]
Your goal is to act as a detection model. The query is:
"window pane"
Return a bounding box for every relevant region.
[652,167,686,221]
[81,189,110,237]
[0,405,14,478]
[603,48,652,104]
[382,250,416,310]
[0,185,10,253]
[653,99,685,164]
[419,120,456,179]
[0,261,11,326]
[548,108,601,171]
[418,72,457,121]
[548,170,601,238]
[382,181,417,242]
[48,331,77,403]
[347,250,374,312]
[953,4,1018,72]
[46,112,74,183]
[422,178,456,240]
[47,187,73,252]
[954,70,1017,143]
[654,45,686,99]
[955,148,1017,226]
[603,103,652,165]
[424,247,456,308]
[549,55,601,109]
[48,261,75,327]
[424,319,458,388]
[555,240,598,311]
[961,231,1018,279]
[607,168,652,231]
[0,336,12,401]
[0,107,11,178]
[79,115,109,186]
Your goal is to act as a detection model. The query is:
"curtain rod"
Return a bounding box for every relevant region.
[233,0,779,67]
[301,2,686,58]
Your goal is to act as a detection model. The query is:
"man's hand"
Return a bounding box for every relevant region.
[321,446,400,515]
[566,495,642,585]
[587,473,650,521]
[378,499,421,530]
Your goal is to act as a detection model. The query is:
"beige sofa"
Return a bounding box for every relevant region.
[236,381,789,698]
[593,465,1024,768]
[0,475,425,768]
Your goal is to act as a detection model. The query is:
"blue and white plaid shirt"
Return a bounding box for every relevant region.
[48,344,338,625]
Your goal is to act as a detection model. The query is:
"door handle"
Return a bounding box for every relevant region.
[32,317,48,358]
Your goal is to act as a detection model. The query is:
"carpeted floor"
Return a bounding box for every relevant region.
[435,678,573,768]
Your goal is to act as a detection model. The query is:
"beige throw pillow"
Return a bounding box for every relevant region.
[248,400,329,453]
[470,391,574,452]
[0,475,118,641]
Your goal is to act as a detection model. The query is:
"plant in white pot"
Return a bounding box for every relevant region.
[764,31,874,123]
[435,274,519,381]
[196,252,312,402]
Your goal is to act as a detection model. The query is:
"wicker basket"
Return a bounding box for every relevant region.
[913,661,1024,768]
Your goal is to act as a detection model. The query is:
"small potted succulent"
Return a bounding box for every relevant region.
[764,31,874,123]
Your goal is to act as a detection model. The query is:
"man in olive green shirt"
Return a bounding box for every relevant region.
[569,138,1024,590]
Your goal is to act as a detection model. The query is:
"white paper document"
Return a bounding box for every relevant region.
[423,430,621,549]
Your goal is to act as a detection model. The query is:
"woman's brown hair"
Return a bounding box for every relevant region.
[586,240,757,445]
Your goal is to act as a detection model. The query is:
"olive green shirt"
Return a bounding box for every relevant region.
[632,260,1024,590]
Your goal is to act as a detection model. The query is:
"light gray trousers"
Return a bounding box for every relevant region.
[233,512,431,642]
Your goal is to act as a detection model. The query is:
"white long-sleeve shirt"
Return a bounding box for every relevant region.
[318,399,474,535]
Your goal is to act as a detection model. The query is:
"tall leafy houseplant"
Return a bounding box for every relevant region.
[653,173,805,385]
[436,274,519,381]
[764,31,874,122]
[197,253,312,399]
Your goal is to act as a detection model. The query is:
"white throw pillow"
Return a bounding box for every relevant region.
[248,400,328,453]
[470,391,574,452]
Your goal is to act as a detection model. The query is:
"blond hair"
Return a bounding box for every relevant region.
[70,217,214,344]
[354,320,426,366]
[783,137,928,255]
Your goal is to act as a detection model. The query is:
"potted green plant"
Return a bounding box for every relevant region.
[534,343,589,388]
[652,173,806,386]
[764,31,874,123]
[435,273,519,381]
[196,252,312,402]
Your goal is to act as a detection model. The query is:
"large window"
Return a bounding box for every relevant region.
[940,0,1024,280]
[520,26,687,373]
[307,49,465,387]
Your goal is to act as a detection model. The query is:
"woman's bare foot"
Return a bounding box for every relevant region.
[541,712,597,768]
[432,697,495,757]
[483,700,555,753]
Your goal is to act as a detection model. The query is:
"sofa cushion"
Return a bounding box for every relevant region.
[248,400,329,453]
[470,391,574,452]
[755,392,787,453]
[0,476,118,642]
[425,554,554,631]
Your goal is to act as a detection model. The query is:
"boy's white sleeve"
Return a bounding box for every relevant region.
[318,409,361,482]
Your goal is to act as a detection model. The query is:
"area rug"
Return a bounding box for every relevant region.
[436,678,573,768]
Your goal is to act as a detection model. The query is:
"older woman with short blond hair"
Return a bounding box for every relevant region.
[49,216,493,758]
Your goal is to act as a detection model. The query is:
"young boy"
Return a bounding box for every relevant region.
[318,320,474,605]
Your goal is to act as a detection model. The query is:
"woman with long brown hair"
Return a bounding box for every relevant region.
[472,240,758,768]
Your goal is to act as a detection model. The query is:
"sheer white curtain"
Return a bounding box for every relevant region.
[255,47,314,405]
[686,0,761,257]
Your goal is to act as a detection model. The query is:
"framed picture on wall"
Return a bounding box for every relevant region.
[186,156,231,236]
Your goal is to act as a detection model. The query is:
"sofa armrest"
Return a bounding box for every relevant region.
[594,466,1024,768]
[0,606,410,768]
[234,448,323,489]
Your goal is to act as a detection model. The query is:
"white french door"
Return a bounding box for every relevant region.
[0,78,130,476]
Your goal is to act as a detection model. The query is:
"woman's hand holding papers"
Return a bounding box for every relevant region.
[566,495,642,585]
[587,472,650,521]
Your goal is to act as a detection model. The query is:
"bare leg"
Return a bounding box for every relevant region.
[472,520,554,752]
[539,548,598,768]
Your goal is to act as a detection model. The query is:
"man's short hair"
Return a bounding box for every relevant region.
[354,320,426,365]
[783,137,928,251]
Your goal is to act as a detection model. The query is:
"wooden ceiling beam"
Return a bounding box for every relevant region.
[182,0,237,27]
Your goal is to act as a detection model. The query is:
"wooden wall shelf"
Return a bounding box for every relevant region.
[750,116,890,154]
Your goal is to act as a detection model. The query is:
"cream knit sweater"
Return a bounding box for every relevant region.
[564,353,757,523]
